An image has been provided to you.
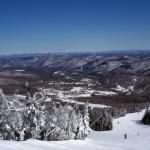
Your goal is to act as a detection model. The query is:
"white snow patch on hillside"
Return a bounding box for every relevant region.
[70,87,116,96]
[14,70,24,72]
[0,110,150,150]
[57,90,108,108]
[70,87,83,92]
[15,94,27,98]
[94,91,117,96]
[113,85,134,93]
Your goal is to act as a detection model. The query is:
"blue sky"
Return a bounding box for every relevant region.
[0,0,150,54]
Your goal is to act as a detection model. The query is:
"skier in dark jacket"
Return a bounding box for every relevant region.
[124,133,127,139]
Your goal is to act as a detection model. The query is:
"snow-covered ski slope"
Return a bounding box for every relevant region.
[0,110,150,150]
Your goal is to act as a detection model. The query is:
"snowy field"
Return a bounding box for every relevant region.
[0,110,150,150]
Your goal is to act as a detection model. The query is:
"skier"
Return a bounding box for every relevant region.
[124,133,127,139]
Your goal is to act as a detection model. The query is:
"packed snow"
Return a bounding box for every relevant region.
[0,110,150,150]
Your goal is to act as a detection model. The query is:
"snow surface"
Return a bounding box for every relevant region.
[56,90,109,108]
[0,110,150,150]
[113,85,134,93]
[14,70,25,72]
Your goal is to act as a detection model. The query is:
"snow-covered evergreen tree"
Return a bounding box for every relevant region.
[0,89,90,141]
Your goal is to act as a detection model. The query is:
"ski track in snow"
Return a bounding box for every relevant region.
[0,110,150,150]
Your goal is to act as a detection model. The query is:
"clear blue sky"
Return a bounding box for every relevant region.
[0,0,150,54]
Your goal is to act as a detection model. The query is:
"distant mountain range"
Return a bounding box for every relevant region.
[0,50,150,75]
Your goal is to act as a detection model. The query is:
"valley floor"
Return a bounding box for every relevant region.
[0,110,150,150]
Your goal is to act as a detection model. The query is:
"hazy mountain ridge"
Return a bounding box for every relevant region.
[0,51,150,75]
